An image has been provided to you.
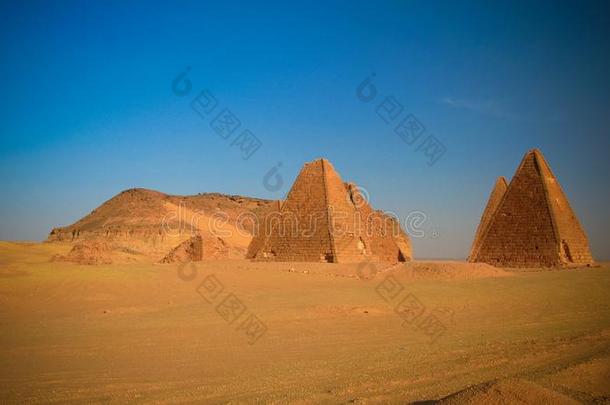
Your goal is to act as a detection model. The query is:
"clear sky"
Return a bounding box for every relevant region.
[1,0,609,259]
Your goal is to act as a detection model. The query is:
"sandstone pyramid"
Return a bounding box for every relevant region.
[52,241,115,265]
[470,149,594,267]
[468,176,508,261]
[160,234,229,263]
[247,158,412,263]
[245,200,283,259]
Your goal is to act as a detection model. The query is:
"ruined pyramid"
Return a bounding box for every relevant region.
[159,234,229,263]
[468,176,508,261]
[247,158,412,263]
[469,149,594,267]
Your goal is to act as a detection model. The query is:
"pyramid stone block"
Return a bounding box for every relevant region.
[470,149,594,267]
[247,158,412,263]
[468,176,508,261]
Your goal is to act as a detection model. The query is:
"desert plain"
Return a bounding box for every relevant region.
[1,241,609,404]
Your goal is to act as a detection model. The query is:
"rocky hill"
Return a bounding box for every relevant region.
[48,188,273,263]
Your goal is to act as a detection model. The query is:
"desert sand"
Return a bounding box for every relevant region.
[1,241,608,403]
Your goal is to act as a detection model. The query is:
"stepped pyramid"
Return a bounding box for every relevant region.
[468,176,508,261]
[469,149,594,267]
[247,158,412,263]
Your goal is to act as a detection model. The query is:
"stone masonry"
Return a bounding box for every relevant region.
[470,149,594,267]
[468,176,508,261]
[246,158,412,263]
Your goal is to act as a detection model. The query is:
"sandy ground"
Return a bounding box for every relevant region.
[0,241,609,404]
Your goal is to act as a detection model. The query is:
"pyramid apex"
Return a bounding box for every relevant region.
[519,149,549,170]
[496,176,508,187]
[317,158,338,172]
[527,149,554,171]
[306,157,332,167]
[526,148,545,158]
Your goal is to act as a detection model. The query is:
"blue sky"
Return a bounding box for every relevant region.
[1,0,609,259]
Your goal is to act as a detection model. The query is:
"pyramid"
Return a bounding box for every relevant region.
[470,149,594,267]
[160,234,229,263]
[247,158,412,263]
[245,200,282,259]
[468,176,508,261]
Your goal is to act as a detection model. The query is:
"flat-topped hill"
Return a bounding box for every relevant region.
[47,188,274,263]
